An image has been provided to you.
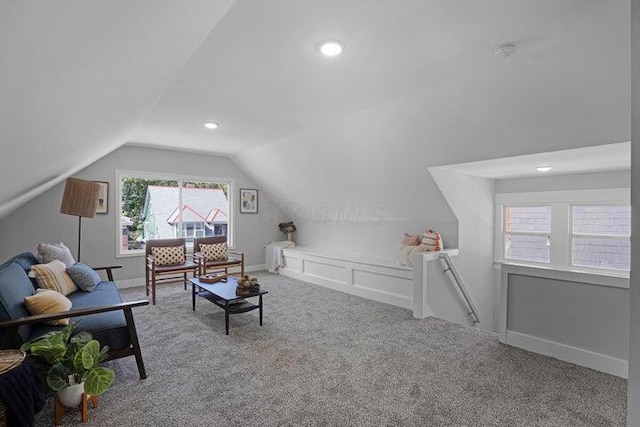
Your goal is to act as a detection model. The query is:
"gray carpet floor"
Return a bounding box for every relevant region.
[35,272,626,426]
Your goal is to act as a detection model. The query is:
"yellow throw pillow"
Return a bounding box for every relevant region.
[151,246,185,266]
[200,243,228,261]
[24,289,72,325]
[30,260,78,295]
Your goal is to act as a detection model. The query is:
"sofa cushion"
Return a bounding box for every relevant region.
[24,289,72,326]
[66,263,101,292]
[36,242,76,268]
[30,281,130,351]
[30,260,78,295]
[0,261,36,343]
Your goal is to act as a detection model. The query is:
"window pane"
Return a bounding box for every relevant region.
[572,237,630,271]
[182,181,230,242]
[505,234,550,263]
[120,178,178,253]
[572,205,630,236]
[505,206,551,233]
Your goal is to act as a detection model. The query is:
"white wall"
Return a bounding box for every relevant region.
[428,168,496,331]
[496,170,630,194]
[0,146,283,281]
[507,274,629,361]
[233,115,461,259]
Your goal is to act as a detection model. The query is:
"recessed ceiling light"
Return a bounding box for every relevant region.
[203,122,219,129]
[536,166,552,172]
[319,41,343,57]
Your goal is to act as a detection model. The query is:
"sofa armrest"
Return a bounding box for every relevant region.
[92,265,123,281]
[0,300,149,329]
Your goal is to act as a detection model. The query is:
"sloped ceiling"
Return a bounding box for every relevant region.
[1,0,630,228]
[0,0,235,219]
[132,0,629,222]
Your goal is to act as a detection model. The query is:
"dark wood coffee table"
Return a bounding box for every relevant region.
[189,276,268,335]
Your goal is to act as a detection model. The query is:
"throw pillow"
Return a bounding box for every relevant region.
[24,289,72,325]
[420,229,443,251]
[400,233,421,246]
[151,246,184,266]
[29,260,78,295]
[66,263,101,292]
[200,243,228,261]
[36,242,76,268]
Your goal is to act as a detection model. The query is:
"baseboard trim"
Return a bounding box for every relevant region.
[115,264,266,290]
[504,330,628,378]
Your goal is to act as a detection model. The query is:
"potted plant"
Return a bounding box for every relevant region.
[21,322,115,408]
[278,221,297,242]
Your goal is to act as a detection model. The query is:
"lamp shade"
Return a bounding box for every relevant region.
[60,178,101,218]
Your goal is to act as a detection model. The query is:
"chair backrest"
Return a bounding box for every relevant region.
[193,236,226,253]
[145,238,187,257]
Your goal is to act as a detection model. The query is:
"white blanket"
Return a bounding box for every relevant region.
[265,240,296,273]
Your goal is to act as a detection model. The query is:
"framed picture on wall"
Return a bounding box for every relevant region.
[239,188,258,213]
[94,181,109,214]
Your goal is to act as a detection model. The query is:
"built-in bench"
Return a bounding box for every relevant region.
[280,246,460,319]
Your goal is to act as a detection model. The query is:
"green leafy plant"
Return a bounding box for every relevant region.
[21,322,115,396]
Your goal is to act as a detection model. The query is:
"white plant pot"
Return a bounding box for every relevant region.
[57,382,84,408]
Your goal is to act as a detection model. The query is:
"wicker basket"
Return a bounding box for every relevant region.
[0,350,26,427]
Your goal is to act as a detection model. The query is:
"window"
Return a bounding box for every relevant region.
[117,171,233,256]
[496,189,630,274]
[571,205,630,271]
[504,206,551,263]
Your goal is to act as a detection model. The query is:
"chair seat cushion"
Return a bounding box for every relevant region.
[154,261,198,273]
[202,258,242,267]
[29,281,130,351]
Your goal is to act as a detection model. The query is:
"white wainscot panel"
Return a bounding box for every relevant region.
[352,269,413,309]
[279,247,455,313]
[303,260,347,284]
[282,255,302,272]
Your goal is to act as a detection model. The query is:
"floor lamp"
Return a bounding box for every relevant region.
[60,178,101,262]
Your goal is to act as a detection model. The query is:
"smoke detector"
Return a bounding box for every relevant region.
[493,43,517,59]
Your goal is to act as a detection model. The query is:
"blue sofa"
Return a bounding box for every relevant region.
[0,252,148,379]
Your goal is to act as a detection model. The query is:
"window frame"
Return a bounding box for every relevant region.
[116,169,235,258]
[495,188,630,276]
[502,204,552,264]
[569,203,631,271]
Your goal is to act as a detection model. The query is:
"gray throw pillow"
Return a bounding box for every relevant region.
[36,242,76,268]
[66,262,101,292]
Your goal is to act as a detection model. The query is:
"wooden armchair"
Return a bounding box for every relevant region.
[145,238,198,305]
[193,236,244,278]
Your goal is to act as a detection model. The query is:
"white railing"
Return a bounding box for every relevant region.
[438,252,481,325]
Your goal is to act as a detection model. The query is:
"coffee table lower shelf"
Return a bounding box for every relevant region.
[190,278,268,335]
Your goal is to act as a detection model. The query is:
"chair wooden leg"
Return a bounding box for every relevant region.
[151,271,157,305]
[145,266,149,296]
[124,306,147,379]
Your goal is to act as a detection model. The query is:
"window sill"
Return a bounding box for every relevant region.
[494,260,629,289]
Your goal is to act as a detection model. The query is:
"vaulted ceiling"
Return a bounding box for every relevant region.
[0,0,630,220]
